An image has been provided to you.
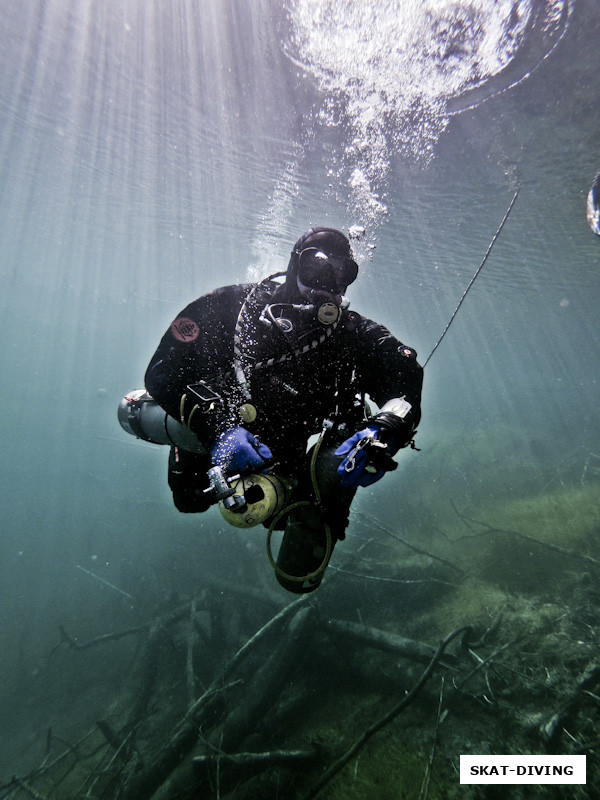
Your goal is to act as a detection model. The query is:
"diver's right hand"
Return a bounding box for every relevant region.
[210,427,273,474]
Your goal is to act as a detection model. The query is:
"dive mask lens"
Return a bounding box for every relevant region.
[297,248,359,293]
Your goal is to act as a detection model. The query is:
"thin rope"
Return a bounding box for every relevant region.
[423,187,520,368]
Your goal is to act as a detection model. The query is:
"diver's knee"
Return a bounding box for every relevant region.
[172,488,211,513]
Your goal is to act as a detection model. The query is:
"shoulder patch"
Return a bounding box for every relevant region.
[399,346,417,359]
[171,317,200,343]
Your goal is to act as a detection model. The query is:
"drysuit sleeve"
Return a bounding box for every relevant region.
[351,313,423,444]
[144,286,242,446]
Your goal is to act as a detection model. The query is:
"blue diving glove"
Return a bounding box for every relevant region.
[210,427,273,474]
[335,424,398,489]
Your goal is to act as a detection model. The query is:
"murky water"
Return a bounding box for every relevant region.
[0,0,599,785]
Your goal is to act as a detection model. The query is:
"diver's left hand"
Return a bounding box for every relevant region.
[335,424,398,489]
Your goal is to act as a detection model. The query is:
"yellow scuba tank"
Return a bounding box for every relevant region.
[218,472,291,529]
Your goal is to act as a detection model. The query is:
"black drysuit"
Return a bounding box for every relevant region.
[145,280,423,586]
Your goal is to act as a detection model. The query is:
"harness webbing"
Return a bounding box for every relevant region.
[232,278,341,399]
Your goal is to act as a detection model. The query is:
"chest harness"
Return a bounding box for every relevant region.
[231,273,343,422]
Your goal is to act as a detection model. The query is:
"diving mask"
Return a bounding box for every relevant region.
[297,247,358,295]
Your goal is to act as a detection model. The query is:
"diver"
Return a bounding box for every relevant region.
[587,171,600,236]
[136,227,423,592]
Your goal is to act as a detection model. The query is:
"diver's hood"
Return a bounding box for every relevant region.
[280,227,355,303]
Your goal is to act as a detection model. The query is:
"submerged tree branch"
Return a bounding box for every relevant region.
[51,601,197,655]
[353,511,465,574]
[325,618,459,667]
[193,748,316,768]
[120,600,315,800]
[300,626,469,800]
[451,503,600,569]
[541,663,600,746]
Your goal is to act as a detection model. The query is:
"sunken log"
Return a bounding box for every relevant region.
[121,602,315,800]
[325,618,460,666]
[192,748,317,768]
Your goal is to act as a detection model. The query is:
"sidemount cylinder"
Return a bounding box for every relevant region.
[118,389,207,454]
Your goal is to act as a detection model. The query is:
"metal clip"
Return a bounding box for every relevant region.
[344,434,387,472]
